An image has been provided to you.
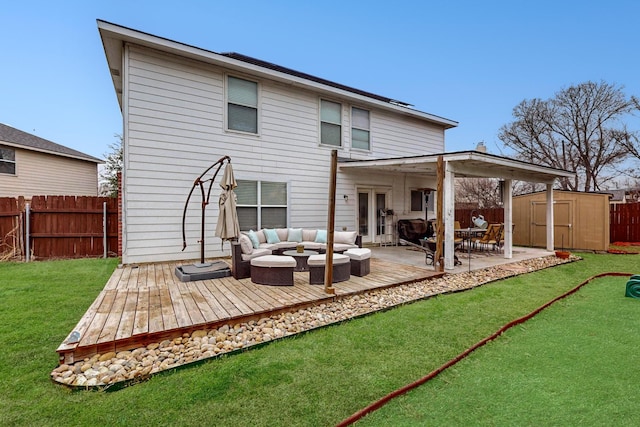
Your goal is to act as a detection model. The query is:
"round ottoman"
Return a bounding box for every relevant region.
[250,255,296,286]
[307,253,351,285]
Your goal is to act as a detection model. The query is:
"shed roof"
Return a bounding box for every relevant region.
[0,123,102,163]
[97,20,458,130]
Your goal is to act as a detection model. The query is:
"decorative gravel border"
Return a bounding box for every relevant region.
[50,254,579,391]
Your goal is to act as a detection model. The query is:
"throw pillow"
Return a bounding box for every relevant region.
[314,229,327,243]
[247,230,260,249]
[287,228,302,242]
[238,234,253,254]
[264,228,281,244]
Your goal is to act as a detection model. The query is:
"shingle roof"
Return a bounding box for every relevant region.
[219,52,412,107]
[0,123,102,163]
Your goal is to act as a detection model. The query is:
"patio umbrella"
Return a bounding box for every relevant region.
[215,162,240,244]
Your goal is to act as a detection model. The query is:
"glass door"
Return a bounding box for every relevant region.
[358,188,391,244]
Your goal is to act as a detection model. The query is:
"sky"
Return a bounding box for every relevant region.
[2,0,639,161]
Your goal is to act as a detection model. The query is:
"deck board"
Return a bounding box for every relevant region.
[57,256,439,363]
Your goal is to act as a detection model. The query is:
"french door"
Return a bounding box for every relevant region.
[357,188,391,244]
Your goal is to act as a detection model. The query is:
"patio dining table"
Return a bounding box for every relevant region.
[455,227,486,249]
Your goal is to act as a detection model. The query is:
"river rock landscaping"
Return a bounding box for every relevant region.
[50,254,577,389]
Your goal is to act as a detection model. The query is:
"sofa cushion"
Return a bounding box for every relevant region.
[250,255,296,268]
[315,230,327,243]
[241,248,272,261]
[301,241,323,250]
[238,234,253,254]
[334,231,357,244]
[247,230,260,249]
[345,248,371,260]
[302,229,317,242]
[333,243,358,252]
[308,253,350,266]
[264,228,281,244]
[287,228,302,242]
[276,228,289,242]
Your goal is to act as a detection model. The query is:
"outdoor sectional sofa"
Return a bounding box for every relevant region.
[231,228,362,279]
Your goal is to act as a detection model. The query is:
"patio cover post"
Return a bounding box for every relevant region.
[503,179,513,258]
[546,183,554,251]
[434,156,444,272]
[324,150,337,294]
[444,160,456,269]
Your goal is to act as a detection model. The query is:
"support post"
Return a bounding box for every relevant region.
[324,150,337,294]
[443,160,455,269]
[434,156,444,272]
[546,183,554,251]
[503,179,513,258]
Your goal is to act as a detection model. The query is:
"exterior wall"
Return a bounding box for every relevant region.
[0,148,98,198]
[122,45,446,264]
[512,191,610,251]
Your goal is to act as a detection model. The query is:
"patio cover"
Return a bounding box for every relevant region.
[339,150,576,270]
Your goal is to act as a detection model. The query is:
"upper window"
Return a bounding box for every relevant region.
[351,107,370,150]
[0,145,16,175]
[236,179,288,230]
[227,76,258,134]
[320,99,342,146]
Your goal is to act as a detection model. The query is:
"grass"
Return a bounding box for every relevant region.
[0,253,638,426]
[359,273,640,426]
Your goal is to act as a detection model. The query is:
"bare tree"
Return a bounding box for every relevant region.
[455,178,502,208]
[499,81,637,192]
[99,134,123,197]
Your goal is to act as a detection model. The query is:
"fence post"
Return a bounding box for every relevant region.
[25,203,30,262]
[103,201,107,259]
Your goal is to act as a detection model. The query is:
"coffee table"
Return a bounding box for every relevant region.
[281,250,319,272]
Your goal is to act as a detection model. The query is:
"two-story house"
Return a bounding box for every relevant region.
[0,123,101,198]
[98,20,574,269]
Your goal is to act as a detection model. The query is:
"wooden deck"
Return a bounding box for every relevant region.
[56,257,441,364]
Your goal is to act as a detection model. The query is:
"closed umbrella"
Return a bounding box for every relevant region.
[215,162,240,243]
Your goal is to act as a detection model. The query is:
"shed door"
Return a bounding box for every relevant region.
[531,201,573,249]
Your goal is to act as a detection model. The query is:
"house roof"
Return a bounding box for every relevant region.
[97,20,458,130]
[0,123,102,163]
[338,150,576,184]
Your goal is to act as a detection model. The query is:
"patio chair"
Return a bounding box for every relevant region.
[472,223,501,251]
[487,224,504,251]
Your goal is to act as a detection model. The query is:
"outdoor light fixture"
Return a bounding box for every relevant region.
[343,194,349,201]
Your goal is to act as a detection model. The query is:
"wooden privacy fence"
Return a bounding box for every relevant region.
[0,196,118,261]
[610,203,640,243]
[454,208,505,229]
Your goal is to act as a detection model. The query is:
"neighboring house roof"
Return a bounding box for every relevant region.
[97,19,458,129]
[0,123,102,163]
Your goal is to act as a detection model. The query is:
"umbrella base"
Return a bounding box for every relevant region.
[175,261,231,282]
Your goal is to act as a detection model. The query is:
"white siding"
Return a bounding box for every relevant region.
[122,45,447,264]
[0,148,98,198]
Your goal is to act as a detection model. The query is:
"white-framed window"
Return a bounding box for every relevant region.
[0,145,16,175]
[227,75,258,134]
[236,179,288,230]
[320,99,342,146]
[411,189,434,213]
[351,107,370,150]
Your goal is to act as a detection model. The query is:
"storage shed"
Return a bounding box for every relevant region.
[512,190,611,252]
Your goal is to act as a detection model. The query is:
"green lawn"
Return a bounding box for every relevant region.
[0,253,638,426]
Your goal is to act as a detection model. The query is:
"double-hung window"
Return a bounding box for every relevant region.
[0,145,16,175]
[320,99,342,146]
[351,107,370,150]
[227,76,258,133]
[236,179,288,230]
